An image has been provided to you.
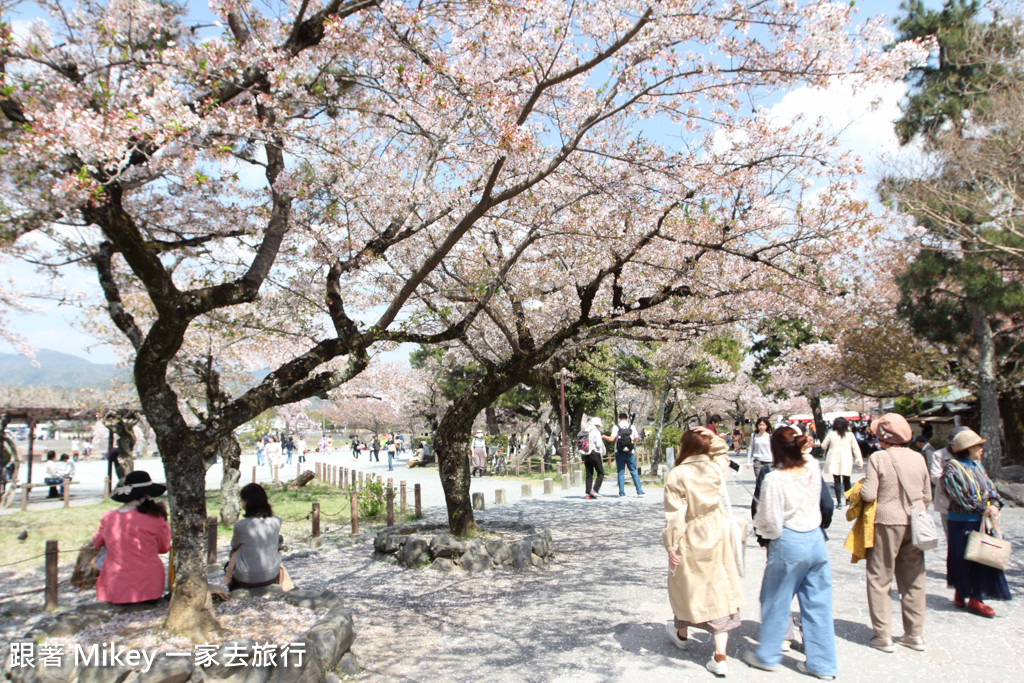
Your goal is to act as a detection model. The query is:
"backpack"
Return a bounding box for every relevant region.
[615,423,634,453]
[577,430,592,455]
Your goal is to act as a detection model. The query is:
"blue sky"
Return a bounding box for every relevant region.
[0,0,941,364]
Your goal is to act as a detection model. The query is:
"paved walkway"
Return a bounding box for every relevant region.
[7,450,1023,682]
[281,457,1024,683]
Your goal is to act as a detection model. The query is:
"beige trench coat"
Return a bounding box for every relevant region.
[821,431,862,477]
[662,450,744,624]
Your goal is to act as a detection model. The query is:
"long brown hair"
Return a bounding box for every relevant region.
[770,427,811,469]
[675,429,711,467]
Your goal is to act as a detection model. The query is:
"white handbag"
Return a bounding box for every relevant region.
[890,451,940,551]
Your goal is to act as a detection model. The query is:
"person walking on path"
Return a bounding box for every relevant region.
[941,428,1011,618]
[859,413,931,653]
[706,414,722,435]
[371,438,381,463]
[931,426,969,541]
[747,417,773,481]
[745,426,837,680]
[608,413,643,497]
[731,426,743,456]
[581,418,606,499]
[470,431,488,477]
[663,427,743,678]
[387,436,398,472]
[821,417,862,509]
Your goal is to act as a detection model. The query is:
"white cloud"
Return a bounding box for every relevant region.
[768,77,908,164]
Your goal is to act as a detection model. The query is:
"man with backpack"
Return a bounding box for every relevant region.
[578,417,606,499]
[610,413,644,497]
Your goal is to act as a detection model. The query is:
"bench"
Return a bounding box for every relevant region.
[6,480,82,511]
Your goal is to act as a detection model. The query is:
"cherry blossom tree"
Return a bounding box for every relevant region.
[0,0,927,634]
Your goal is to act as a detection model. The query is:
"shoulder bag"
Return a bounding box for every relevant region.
[965,515,1012,569]
[890,450,939,551]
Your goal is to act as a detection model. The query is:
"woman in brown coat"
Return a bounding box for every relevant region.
[663,427,744,678]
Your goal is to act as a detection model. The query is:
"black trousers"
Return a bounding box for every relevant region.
[833,475,851,506]
[584,451,605,494]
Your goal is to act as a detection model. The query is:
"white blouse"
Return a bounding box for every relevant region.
[753,459,823,539]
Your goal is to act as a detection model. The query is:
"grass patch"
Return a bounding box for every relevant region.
[0,481,419,573]
[0,501,120,570]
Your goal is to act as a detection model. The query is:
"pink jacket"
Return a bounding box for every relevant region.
[93,508,171,604]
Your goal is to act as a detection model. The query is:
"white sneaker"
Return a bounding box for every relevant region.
[781,640,792,653]
[706,657,728,678]
[665,622,688,650]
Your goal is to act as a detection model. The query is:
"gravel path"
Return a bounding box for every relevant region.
[283,459,1024,683]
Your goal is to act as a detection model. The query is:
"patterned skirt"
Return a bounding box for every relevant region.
[675,611,741,635]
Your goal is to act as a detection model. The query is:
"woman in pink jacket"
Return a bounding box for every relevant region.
[92,471,171,604]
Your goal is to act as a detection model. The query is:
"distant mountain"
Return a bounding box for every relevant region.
[0,349,128,388]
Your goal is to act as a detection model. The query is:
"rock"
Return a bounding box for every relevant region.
[315,591,344,613]
[509,539,533,569]
[203,639,266,682]
[398,536,431,568]
[997,482,1024,507]
[382,554,399,566]
[428,534,465,558]
[336,652,359,677]
[138,654,192,683]
[485,539,511,567]
[429,557,456,572]
[459,541,491,573]
[531,553,545,567]
[528,534,550,558]
[77,659,134,683]
[321,675,341,683]
[382,534,407,554]
[7,644,78,683]
[303,610,354,671]
[266,639,321,683]
[372,533,388,554]
[281,590,320,610]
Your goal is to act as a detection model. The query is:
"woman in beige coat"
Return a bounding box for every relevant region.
[663,427,743,678]
[821,416,862,509]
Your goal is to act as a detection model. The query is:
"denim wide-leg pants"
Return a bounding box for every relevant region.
[756,527,837,677]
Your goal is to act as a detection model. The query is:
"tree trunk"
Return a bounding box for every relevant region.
[485,406,500,436]
[112,426,136,482]
[651,383,671,467]
[998,389,1024,466]
[433,408,476,536]
[218,436,242,526]
[162,442,223,640]
[970,300,1003,477]
[809,395,826,447]
[520,403,553,465]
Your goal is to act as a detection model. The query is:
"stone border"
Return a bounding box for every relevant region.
[2,588,357,683]
[372,521,554,572]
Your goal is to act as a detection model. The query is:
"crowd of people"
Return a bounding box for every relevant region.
[661,413,1011,679]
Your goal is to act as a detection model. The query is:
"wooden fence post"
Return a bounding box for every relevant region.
[44,540,58,611]
[21,485,28,511]
[206,516,218,564]
[386,486,395,526]
[414,483,422,517]
[63,483,70,509]
[349,491,359,536]
[400,481,407,514]
[103,477,110,501]
[252,467,256,484]
[311,502,321,548]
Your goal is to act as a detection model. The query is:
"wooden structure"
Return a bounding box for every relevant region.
[0,407,91,504]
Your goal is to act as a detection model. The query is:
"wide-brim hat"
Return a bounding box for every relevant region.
[112,470,166,502]
[951,429,985,454]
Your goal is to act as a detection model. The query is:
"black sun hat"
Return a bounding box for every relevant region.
[111,470,167,503]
